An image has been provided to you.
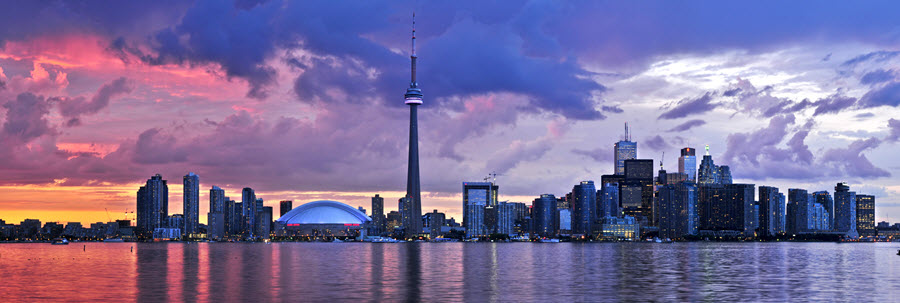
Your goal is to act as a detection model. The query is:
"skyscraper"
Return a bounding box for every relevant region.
[833,182,858,237]
[463,182,497,238]
[678,147,697,182]
[403,15,424,239]
[787,188,809,234]
[614,123,637,175]
[532,194,558,237]
[758,186,780,238]
[136,174,168,238]
[183,172,200,236]
[624,159,654,222]
[698,145,720,186]
[371,195,385,235]
[572,181,597,235]
[279,200,292,218]
[657,182,698,239]
[209,186,225,214]
[813,191,834,230]
[856,195,875,236]
[699,183,755,236]
[242,187,256,238]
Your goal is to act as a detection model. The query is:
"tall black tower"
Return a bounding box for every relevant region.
[403,14,423,238]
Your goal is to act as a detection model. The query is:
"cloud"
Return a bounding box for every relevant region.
[812,95,857,116]
[572,148,611,163]
[485,119,569,174]
[643,135,671,151]
[55,77,132,126]
[658,92,717,120]
[601,105,623,113]
[722,115,888,180]
[859,81,900,108]
[2,92,54,143]
[667,119,706,132]
[887,118,900,142]
[860,69,895,85]
[841,51,900,68]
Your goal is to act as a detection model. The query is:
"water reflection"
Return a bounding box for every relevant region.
[2,242,899,301]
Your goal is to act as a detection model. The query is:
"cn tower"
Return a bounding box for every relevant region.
[403,14,423,238]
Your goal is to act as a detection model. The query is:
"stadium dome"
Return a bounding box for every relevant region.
[277,200,371,225]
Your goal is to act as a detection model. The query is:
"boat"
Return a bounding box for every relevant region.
[332,238,344,243]
[51,238,69,245]
[103,238,125,243]
[538,238,560,243]
[896,249,900,256]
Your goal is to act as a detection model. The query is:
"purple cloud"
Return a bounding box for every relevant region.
[643,135,671,151]
[667,119,706,132]
[860,69,895,85]
[888,118,900,142]
[722,115,888,180]
[859,81,900,108]
[658,92,717,120]
[2,93,53,143]
[55,77,132,126]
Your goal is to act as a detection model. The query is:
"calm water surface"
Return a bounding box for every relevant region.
[1,242,899,302]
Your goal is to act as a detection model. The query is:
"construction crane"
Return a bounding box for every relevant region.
[105,208,111,222]
[482,171,501,183]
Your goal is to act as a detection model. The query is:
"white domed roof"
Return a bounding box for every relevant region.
[277,200,371,225]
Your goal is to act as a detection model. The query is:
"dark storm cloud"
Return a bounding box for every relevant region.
[667,119,706,132]
[658,92,717,120]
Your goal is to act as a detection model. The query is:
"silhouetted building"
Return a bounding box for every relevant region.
[532,194,557,237]
[758,186,781,237]
[699,183,755,236]
[624,159,654,223]
[598,184,619,219]
[856,195,875,236]
[207,213,225,240]
[497,202,516,235]
[209,186,225,214]
[280,200,293,218]
[425,210,446,239]
[242,187,256,238]
[183,172,200,236]
[572,181,596,235]
[136,174,168,238]
[787,188,809,234]
[371,195,385,235]
[658,182,698,239]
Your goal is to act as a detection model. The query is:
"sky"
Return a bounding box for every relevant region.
[1,0,900,225]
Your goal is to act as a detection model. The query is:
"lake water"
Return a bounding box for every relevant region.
[1,242,899,302]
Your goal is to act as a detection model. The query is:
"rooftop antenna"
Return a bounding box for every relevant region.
[660,152,664,169]
[705,144,710,156]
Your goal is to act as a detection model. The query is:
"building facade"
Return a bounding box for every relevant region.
[183,172,200,236]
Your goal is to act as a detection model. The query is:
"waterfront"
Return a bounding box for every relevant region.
[1,242,899,302]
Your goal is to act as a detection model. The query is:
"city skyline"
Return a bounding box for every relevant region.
[1,1,900,225]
